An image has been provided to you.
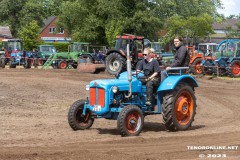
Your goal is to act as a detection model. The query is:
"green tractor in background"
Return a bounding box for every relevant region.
[42,42,93,69]
[36,45,57,66]
[151,41,174,66]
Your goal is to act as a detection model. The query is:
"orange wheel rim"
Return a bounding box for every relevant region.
[232,63,240,76]
[60,62,67,69]
[175,90,194,125]
[195,62,202,74]
[126,112,141,133]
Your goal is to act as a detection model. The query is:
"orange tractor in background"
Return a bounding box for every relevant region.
[188,46,217,74]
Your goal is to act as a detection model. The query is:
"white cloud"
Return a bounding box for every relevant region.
[218,0,240,16]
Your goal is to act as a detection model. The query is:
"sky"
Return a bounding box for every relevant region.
[217,0,240,17]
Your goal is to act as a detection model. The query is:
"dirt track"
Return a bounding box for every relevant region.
[0,69,240,160]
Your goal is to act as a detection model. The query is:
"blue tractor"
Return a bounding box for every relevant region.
[8,51,32,68]
[68,45,198,136]
[200,39,240,77]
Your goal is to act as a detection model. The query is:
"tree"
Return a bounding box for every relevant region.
[42,0,65,17]
[161,0,221,44]
[18,20,41,50]
[105,20,123,48]
[18,0,46,28]
[58,0,164,45]
[58,0,98,42]
[0,0,28,37]
[224,22,240,38]
[0,0,65,37]
[155,0,222,19]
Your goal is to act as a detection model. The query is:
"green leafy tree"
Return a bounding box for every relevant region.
[224,22,240,38]
[18,20,40,50]
[0,0,28,37]
[18,0,46,28]
[58,0,99,42]
[155,0,221,19]
[42,0,65,17]
[58,0,163,45]
[105,19,123,48]
[0,0,65,37]
[185,14,214,43]
[161,0,221,44]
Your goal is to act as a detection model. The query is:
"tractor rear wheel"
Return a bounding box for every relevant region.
[117,105,144,137]
[200,65,208,75]
[228,60,240,77]
[58,60,68,69]
[23,58,31,69]
[190,58,202,74]
[105,52,126,75]
[162,82,196,131]
[9,58,16,68]
[0,55,5,68]
[68,100,94,130]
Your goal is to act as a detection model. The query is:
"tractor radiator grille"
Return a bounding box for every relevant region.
[90,88,105,107]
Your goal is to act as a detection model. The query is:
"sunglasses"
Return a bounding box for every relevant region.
[143,53,151,56]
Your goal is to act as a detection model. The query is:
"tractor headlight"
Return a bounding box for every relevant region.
[85,85,90,91]
[112,86,119,93]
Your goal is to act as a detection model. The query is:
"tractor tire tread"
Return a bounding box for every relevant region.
[117,105,144,137]
[162,82,197,131]
[68,100,94,130]
[105,52,126,75]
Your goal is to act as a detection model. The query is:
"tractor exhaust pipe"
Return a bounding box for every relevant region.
[125,44,132,98]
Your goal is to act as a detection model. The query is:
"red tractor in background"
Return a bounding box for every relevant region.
[188,46,216,74]
[105,34,160,75]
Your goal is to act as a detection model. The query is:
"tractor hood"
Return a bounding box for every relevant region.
[11,51,23,57]
[89,71,143,92]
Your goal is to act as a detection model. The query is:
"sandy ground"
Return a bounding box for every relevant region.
[0,69,240,160]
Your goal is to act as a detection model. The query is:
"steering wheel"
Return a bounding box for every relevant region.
[132,70,144,79]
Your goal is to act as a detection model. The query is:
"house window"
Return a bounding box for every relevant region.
[49,27,55,34]
[58,27,64,34]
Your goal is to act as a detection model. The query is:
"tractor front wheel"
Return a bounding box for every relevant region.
[162,83,196,131]
[68,100,94,130]
[0,55,5,68]
[23,58,31,69]
[9,58,16,68]
[117,105,144,137]
[105,52,126,75]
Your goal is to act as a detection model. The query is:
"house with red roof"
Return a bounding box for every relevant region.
[40,16,71,42]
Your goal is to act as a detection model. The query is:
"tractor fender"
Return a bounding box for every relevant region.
[157,75,198,92]
[227,57,240,63]
[106,49,126,57]
[190,55,202,64]
[200,59,206,65]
